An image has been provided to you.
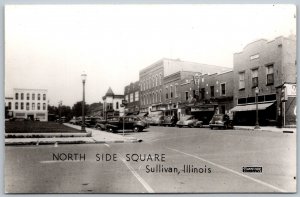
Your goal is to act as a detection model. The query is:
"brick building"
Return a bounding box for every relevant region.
[231,35,296,127]
[139,58,231,115]
[124,81,140,115]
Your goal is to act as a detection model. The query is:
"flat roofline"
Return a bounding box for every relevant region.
[13,88,48,92]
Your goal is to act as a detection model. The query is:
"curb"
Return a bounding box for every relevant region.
[5,133,89,138]
[234,127,295,133]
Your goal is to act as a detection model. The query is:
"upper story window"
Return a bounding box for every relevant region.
[210,86,215,97]
[135,91,139,101]
[21,102,24,110]
[38,94,41,100]
[155,75,158,86]
[185,92,189,101]
[43,103,46,110]
[170,85,173,98]
[125,95,129,102]
[32,103,35,110]
[8,102,11,110]
[165,87,168,99]
[159,73,162,85]
[15,102,18,110]
[266,64,274,85]
[21,93,24,100]
[239,72,245,90]
[15,93,18,100]
[251,68,258,88]
[250,54,260,60]
[152,76,155,87]
[26,102,30,110]
[26,93,30,100]
[201,88,205,99]
[221,83,226,96]
[43,94,46,100]
[153,92,155,103]
[130,93,134,103]
[116,102,119,109]
[37,103,40,110]
[175,84,178,97]
[32,93,35,100]
[159,89,162,102]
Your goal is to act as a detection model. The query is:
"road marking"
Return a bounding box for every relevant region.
[118,154,154,193]
[167,147,287,193]
[104,144,110,147]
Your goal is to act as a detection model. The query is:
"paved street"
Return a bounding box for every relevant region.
[5,126,296,193]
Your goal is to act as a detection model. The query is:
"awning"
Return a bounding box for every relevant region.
[230,102,274,112]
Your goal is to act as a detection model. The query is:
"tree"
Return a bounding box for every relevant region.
[72,101,90,117]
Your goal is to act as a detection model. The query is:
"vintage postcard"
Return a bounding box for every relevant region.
[4,4,297,193]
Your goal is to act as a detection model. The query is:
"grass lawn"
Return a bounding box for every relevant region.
[5,121,86,133]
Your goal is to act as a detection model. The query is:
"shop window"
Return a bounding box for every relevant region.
[247,97,255,103]
[238,98,246,104]
[265,94,276,101]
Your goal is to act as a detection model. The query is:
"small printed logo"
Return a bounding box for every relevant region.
[242,167,262,173]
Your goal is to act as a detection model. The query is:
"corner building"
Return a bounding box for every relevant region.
[231,35,296,127]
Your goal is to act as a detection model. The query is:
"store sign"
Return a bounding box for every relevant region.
[285,84,296,96]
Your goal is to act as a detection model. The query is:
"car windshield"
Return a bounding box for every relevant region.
[181,115,193,121]
[212,115,223,121]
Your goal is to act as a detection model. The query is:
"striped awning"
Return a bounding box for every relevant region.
[230,102,274,112]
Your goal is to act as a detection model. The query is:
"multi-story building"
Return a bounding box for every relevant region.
[102,87,125,118]
[8,88,48,121]
[124,81,140,115]
[5,97,13,118]
[178,71,234,124]
[231,35,296,127]
[139,58,231,115]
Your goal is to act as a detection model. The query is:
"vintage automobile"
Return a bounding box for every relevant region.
[146,115,164,126]
[161,115,178,127]
[105,116,149,133]
[209,114,234,129]
[176,115,203,128]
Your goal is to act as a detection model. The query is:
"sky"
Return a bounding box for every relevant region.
[5,4,296,106]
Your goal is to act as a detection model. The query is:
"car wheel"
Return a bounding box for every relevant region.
[107,127,113,132]
[133,126,140,132]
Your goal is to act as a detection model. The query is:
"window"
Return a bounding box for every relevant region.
[21,93,24,100]
[159,73,162,85]
[15,93,19,100]
[32,93,35,100]
[239,72,245,90]
[26,102,30,110]
[221,83,226,96]
[266,64,274,85]
[37,103,40,110]
[251,69,258,87]
[165,87,168,99]
[159,90,162,102]
[26,93,30,100]
[32,103,35,110]
[156,91,158,103]
[153,92,155,103]
[135,91,139,101]
[116,102,119,109]
[21,102,24,110]
[38,94,41,100]
[155,75,158,86]
[250,54,260,60]
[8,102,11,110]
[210,86,215,97]
[43,94,46,100]
[125,95,129,102]
[153,76,155,87]
[170,85,173,98]
[130,93,134,103]
[185,92,189,101]
[175,84,178,97]
[201,88,205,99]
[15,102,18,110]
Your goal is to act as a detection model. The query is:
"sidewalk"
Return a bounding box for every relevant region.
[5,123,141,146]
[234,126,296,133]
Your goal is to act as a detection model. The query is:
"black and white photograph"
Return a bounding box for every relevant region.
[4,4,297,193]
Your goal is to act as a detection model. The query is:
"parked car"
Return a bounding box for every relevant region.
[176,115,203,128]
[94,118,109,130]
[106,116,149,133]
[147,115,164,126]
[69,118,81,125]
[209,114,233,129]
[161,115,178,127]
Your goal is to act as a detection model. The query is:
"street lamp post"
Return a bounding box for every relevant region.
[254,87,260,129]
[81,73,87,132]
